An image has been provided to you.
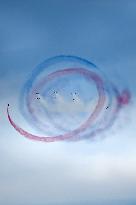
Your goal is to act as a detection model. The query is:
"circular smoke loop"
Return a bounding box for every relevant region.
[7,56,131,142]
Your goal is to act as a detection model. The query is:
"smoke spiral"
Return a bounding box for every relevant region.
[7,56,131,142]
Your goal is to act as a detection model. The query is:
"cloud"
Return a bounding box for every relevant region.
[0,100,135,205]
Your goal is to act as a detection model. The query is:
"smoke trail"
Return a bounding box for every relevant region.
[7,56,131,142]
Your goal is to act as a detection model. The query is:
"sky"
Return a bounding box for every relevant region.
[0,0,136,204]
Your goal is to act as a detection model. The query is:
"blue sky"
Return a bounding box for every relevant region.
[0,0,136,205]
